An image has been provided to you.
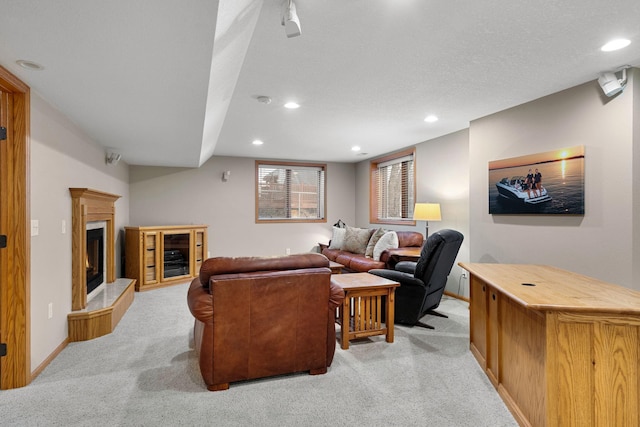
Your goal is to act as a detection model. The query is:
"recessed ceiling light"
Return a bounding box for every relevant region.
[252,139,264,146]
[601,39,631,52]
[351,146,361,152]
[424,115,438,123]
[284,102,300,109]
[16,59,44,71]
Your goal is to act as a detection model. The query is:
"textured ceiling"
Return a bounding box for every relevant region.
[1,0,639,167]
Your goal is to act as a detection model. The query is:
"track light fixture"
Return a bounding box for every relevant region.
[282,0,301,38]
[597,66,629,97]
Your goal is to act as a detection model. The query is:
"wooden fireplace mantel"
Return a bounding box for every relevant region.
[69,188,120,310]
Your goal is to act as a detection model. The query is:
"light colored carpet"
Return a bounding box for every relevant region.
[1,282,517,426]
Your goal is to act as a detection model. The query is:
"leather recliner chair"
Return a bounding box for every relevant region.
[369,229,464,329]
[187,253,345,391]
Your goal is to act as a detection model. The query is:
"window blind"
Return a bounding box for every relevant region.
[373,153,414,221]
[257,163,326,221]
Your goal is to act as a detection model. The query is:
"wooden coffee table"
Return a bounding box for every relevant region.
[331,272,400,349]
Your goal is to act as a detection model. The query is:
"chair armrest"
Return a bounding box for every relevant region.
[329,280,345,310]
[187,278,213,323]
[395,261,417,274]
[368,269,425,288]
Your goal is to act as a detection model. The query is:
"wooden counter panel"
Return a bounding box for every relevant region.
[469,276,487,369]
[547,311,640,427]
[500,296,546,427]
[593,322,638,427]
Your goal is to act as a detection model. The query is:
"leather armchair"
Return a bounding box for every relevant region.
[369,229,463,328]
[187,253,344,391]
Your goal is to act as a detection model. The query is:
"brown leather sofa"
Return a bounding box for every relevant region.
[321,230,424,272]
[187,253,345,391]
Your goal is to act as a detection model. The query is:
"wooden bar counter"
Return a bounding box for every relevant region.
[459,263,640,427]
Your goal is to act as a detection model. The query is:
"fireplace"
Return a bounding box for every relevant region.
[86,227,105,295]
[70,188,120,310]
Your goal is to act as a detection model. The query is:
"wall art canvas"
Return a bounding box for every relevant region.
[488,145,585,215]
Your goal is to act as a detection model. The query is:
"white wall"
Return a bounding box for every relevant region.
[354,129,471,297]
[129,156,356,257]
[469,70,638,290]
[30,92,130,372]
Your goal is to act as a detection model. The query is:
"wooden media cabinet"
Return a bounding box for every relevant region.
[125,225,208,291]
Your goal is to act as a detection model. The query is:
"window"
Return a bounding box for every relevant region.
[370,148,416,224]
[256,161,326,223]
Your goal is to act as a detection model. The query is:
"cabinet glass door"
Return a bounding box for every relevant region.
[162,232,190,279]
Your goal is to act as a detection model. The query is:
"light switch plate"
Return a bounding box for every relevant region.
[31,219,39,236]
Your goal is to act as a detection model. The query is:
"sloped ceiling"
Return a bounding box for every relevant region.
[1,0,639,167]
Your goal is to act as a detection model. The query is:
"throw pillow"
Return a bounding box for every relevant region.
[328,226,346,250]
[365,228,386,258]
[342,226,374,255]
[373,231,399,261]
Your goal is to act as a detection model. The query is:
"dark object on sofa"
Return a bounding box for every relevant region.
[369,229,464,329]
[187,253,345,391]
[321,230,424,272]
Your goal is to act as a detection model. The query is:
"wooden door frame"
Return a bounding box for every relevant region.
[0,65,30,389]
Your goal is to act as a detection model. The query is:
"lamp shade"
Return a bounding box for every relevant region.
[413,203,441,221]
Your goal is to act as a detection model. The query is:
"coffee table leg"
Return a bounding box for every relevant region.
[341,293,350,349]
[386,288,395,343]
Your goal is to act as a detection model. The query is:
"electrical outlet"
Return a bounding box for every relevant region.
[285,248,291,255]
[48,303,53,319]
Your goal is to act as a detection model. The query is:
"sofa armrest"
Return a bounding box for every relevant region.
[187,277,213,324]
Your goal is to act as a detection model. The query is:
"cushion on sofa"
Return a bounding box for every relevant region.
[342,226,373,255]
[373,231,399,261]
[328,226,347,249]
[349,256,385,271]
[365,227,386,258]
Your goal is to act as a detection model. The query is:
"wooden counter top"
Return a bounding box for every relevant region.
[459,263,640,314]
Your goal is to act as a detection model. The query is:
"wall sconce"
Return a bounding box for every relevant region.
[413,203,441,239]
[222,170,231,182]
[105,151,122,165]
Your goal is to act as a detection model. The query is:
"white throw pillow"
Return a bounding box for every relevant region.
[373,231,399,261]
[328,226,346,250]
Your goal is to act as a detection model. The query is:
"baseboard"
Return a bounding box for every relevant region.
[31,337,69,381]
[444,290,470,303]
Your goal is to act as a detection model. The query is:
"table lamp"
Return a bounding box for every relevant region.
[413,203,441,239]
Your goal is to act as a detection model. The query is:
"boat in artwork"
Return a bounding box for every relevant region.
[496,176,552,204]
